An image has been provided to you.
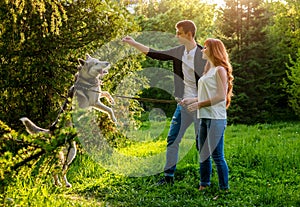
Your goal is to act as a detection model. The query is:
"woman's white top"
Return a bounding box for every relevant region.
[197,67,227,119]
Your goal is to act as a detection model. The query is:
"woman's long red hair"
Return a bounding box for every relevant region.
[204,38,234,108]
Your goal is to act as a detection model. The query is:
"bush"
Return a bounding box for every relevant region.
[284,50,300,118]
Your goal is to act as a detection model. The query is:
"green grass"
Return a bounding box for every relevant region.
[2,122,300,206]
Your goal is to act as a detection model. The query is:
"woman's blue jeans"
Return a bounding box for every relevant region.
[164,104,199,176]
[198,118,229,190]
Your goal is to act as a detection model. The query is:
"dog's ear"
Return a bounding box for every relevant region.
[86,54,92,60]
[78,58,86,66]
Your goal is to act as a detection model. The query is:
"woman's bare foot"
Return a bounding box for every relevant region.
[199,186,207,191]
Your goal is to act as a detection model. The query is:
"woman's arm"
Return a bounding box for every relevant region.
[187,67,227,112]
[211,66,227,105]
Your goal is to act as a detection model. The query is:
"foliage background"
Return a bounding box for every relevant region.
[1,0,299,128]
[0,0,141,131]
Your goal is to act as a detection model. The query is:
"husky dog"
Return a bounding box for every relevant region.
[20,54,117,187]
[74,54,117,122]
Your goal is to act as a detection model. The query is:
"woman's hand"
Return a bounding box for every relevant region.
[179,97,197,107]
[187,102,200,112]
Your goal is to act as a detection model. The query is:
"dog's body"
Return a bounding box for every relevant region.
[74,54,117,122]
[20,54,116,187]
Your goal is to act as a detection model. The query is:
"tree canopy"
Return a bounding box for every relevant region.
[1,0,299,128]
[0,0,141,130]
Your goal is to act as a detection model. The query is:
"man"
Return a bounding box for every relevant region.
[122,20,206,185]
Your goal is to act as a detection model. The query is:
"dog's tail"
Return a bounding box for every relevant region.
[20,117,50,134]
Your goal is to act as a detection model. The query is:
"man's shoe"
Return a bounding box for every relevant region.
[155,176,174,186]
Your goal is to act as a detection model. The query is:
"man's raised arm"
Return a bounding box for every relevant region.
[122,36,150,54]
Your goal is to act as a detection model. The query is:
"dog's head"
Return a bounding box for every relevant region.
[77,54,110,79]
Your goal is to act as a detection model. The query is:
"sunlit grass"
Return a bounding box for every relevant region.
[2,121,300,206]
[116,119,195,157]
[117,140,166,156]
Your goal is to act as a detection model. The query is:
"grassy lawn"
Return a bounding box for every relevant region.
[2,122,300,206]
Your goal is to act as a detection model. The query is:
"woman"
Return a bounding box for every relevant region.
[180,38,234,191]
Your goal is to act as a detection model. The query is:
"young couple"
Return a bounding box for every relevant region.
[122,20,233,191]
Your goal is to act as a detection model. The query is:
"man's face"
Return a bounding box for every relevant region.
[175,27,191,44]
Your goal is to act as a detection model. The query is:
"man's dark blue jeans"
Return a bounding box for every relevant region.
[164,104,199,177]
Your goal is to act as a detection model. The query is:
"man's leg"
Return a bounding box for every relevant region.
[158,106,194,184]
[199,119,212,188]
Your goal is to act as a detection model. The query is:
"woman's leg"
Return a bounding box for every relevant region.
[210,119,229,190]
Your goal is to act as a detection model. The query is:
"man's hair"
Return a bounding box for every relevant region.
[175,20,197,38]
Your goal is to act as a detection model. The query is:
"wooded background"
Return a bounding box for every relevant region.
[1,0,299,130]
